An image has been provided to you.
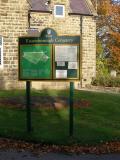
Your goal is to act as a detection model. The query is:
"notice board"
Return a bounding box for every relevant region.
[18,28,80,81]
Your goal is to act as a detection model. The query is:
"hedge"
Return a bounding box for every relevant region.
[92,76,120,87]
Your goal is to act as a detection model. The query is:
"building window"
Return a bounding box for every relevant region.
[54,5,65,17]
[0,36,3,68]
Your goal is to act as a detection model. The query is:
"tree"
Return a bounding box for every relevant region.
[97,0,120,74]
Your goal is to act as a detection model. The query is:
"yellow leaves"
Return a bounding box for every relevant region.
[96,39,104,56]
[98,0,112,15]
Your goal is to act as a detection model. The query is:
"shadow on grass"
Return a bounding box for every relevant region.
[0,89,70,144]
[0,89,120,145]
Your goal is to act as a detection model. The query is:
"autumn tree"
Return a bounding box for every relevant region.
[97,0,120,74]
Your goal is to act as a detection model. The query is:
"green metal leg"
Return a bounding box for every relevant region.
[69,82,74,136]
[26,81,32,132]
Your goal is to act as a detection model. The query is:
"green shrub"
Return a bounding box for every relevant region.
[92,76,120,87]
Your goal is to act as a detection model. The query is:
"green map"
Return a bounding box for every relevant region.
[20,45,52,79]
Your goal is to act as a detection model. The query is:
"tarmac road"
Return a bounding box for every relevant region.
[0,150,120,160]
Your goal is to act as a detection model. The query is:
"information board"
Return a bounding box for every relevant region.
[18,28,80,81]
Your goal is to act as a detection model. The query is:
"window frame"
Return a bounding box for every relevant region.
[54,5,65,18]
[0,36,3,68]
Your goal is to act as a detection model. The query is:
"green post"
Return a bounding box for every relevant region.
[26,81,32,132]
[69,82,74,137]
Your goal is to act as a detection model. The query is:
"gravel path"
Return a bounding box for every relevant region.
[0,150,120,160]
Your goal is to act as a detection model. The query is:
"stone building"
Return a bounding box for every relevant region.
[0,0,97,89]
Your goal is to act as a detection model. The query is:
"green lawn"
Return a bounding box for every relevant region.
[0,89,120,145]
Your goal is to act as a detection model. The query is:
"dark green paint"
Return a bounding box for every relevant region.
[68,70,77,78]
[26,81,32,132]
[69,82,74,136]
[19,36,80,45]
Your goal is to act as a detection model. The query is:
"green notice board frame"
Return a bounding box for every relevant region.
[18,28,80,81]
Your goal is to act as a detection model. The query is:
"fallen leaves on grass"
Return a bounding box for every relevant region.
[0,138,120,154]
[0,96,91,109]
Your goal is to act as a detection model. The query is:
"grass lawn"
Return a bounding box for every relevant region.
[0,89,120,145]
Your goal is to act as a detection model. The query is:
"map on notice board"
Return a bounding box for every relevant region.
[19,45,52,79]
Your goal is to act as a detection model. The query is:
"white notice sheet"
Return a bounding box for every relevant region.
[56,70,67,78]
[55,46,77,62]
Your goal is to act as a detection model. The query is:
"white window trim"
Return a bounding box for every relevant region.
[54,5,65,18]
[0,36,3,68]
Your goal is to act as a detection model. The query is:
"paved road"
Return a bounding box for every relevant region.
[0,150,120,160]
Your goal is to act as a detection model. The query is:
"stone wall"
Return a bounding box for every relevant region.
[81,16,96,87]
[0,0,96,89]
[0,0,28,89]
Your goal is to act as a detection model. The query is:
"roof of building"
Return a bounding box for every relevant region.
[29,0,97,16]
[29,0,50,12]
